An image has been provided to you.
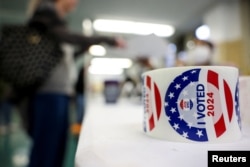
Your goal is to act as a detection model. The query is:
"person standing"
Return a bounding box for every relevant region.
[71,66,86,136]
[0,80,12,135]
[27,0,125,167]
[177,38,215,66]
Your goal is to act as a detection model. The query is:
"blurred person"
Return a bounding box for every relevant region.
[0,80,12,135]
[26,0,125,167]
[176,39,240,70]
[71,66,85,136]
[178,38,215,66]
[120,75,137,98]
[136,57,155,97]
[123,57,154,99]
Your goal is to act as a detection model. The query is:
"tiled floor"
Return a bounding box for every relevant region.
[0,107,79,167]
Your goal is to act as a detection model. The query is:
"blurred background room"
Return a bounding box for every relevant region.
[0,0,250,167]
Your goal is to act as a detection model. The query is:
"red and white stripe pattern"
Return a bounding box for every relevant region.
[207,70,233,138]
[144,76,162,131]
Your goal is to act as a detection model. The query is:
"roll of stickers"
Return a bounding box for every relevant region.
[239,76,250,125]
[142,66,241,143]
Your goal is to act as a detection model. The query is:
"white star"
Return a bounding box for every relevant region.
[189,81,195,87]
[173,123,179,130]
[236,115,240,122]
[191,98,196,102]
[187,122,193,129]
[175,84,181,89]
[165,102,169,107]
[168,92,174,99]
[182,76,188,81]
[178,114,184,120]
[193,112,198,119]
[196,130,203,138]
[182,131,189,138]
[166,116,171,121]
[182,90,188,96]
[170,107,176,113]
[191,70,197,74]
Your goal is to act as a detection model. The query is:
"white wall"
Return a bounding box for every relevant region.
[204,0,242,42]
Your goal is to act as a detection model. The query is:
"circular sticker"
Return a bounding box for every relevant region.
[143,75,162,132]
[164,68,234,142]
[235,81,241,129]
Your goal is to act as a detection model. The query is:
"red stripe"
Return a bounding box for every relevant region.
[146,76,151,90]
[154,83,161,120]
[207,70,219,89]
[214,115,226,137]
[149,115,155,131]
[180,100,184,110]
[223,80,233,122]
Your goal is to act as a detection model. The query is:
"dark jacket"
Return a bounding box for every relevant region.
[28,2,117,56]
[75,67,84,94]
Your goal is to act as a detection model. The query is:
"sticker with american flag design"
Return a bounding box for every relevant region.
[164,68,237,142]
[143,75,162,132]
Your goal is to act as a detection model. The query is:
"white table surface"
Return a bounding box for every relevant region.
[75,97,250,167]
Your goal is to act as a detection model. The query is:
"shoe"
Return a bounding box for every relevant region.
[70,123,82,136]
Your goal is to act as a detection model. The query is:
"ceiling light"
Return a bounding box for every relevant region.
[91,58,132,68]
[88,66,124,75]
[93,19,175,37]
[89,45,106,56]
[82,19,93,36]
[195,25,210,40]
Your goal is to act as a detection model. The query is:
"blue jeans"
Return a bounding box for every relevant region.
[0,101,11,126]
[76,94,85,124]
[28,93,70,167]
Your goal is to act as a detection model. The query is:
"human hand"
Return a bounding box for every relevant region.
[114,37,126,48]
